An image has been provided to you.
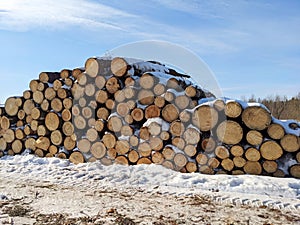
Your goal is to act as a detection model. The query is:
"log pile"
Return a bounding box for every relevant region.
[0,56,299,179]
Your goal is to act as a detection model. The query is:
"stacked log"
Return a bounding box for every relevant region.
[0,56,299,179]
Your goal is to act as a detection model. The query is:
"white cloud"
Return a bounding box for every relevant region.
[0,0,136,31]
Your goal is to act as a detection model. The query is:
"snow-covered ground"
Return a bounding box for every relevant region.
[0,154,300,224]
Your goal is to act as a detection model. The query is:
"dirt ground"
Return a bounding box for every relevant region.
[0,176,299,225]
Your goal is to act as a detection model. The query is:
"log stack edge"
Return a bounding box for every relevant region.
[0,56,299,178]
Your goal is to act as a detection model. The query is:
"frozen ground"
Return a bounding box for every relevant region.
[0,154,299,224]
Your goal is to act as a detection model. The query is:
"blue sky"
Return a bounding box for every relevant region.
[0,0,299,103]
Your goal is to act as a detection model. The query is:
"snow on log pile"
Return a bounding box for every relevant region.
[0,57,299,178]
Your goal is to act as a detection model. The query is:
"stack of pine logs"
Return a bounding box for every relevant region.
[0,56,299,179]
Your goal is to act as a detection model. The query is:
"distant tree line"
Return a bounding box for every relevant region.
[241,92,300,121]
